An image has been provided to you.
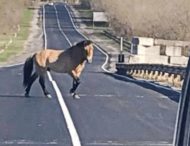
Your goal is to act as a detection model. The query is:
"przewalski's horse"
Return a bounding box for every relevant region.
[23,40,94,99]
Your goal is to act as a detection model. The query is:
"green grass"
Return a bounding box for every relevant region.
[0,8,33,62]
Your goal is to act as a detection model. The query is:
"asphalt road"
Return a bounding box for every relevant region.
[0,2,180,146]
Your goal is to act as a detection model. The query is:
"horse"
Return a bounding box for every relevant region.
[23,40,94,99]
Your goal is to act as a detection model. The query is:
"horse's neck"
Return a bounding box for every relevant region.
[69,46,86,63]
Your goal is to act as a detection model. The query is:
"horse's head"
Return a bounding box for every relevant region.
[83,40,94,63]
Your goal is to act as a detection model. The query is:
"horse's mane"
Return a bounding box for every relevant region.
[76,40,92,48]
[65,40,92,52]
[61,40,92,62]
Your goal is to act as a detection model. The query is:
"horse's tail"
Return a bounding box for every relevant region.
[23,54,35,87]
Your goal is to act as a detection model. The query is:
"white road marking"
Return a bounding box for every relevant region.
[43,5,81,146]
[77,94,114,97]
[0,62,23,68]
[70,93,173,100]
[0,140,58,145]
[87,141,172,146]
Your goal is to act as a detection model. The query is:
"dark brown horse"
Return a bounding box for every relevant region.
[23,40,94,99]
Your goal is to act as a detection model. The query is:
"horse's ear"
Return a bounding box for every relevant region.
[83,40,93,47]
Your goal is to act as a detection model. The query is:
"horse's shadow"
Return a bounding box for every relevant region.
[104,72,181,103]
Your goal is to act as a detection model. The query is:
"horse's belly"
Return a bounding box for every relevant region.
[47,62,71,73]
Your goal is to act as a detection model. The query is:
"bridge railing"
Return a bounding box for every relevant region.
[116,63,186,88]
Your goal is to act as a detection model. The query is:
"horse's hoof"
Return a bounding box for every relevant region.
[70,92,75,96]
[71,93,80,99]
[74,94,80,99]
[46,94,52,99]
[24,93,30,97]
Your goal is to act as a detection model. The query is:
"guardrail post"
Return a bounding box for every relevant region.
[118,37,125,63]
[173,57,190,146]
[118,54,125,63]
[131,37,139,54]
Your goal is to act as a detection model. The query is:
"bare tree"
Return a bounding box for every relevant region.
[90,0,190,41]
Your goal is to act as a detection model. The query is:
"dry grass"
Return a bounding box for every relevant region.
[0,0,33,62]
[0,0,29,34]
[90,0,190,41]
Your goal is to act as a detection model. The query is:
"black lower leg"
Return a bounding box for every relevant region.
[25,73,38,96]
[70,78,80,94]
[39,76,49,96]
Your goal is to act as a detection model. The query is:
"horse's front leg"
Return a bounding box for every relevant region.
[70,78,81,99]
[69,70,81,99]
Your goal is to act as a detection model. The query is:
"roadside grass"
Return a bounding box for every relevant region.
[0,8,33,62]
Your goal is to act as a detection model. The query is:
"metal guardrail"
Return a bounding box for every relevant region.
[116,63,186,87]
[103,31,131,52]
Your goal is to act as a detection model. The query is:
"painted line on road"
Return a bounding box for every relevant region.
[64,4,181,94]
[87,141,172,146]
[73,93,175,100]
[0,140,58,145]
[43,5,81,146]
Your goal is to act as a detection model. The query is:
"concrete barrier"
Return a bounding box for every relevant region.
[137,45,160,55]
[154,39,190,47]
[166,46,182,56]
[170,56,188,66]
[130,36,189,66]
[133,37,154,46]
[129,55,168,64]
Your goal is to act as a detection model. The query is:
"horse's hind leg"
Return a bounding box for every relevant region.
[39,75,51,98]
[25,73,38,97]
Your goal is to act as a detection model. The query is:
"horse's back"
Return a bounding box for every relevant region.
[34,47,87,74]
[35,49,63,68]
